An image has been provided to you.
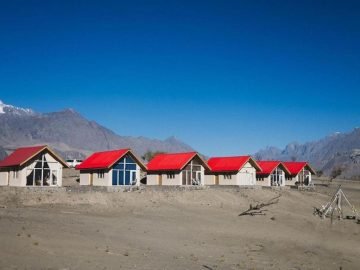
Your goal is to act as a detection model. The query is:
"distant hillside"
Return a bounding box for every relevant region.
[255,128,360,179]
[0,146,7,160]
[0,100,194,159]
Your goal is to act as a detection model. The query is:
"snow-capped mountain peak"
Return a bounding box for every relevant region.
[0,100,35,116]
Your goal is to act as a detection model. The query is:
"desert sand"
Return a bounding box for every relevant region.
[0,176,359,270]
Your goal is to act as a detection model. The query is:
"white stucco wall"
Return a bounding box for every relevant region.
[79,163,142,187]
[218,174,238,185]
[205,162,257,186]
[146,174,159,185]
[0,171,9,186]
[8,168,25,186]
[80,172,91,185]
[79,170,110,186]
[146,172,182,185]
[238,162,256,185]
[256,175,271,186]
[162,172,182,185]
[285,175,298,186]
[204,174,215,185]
[92,170,111,186]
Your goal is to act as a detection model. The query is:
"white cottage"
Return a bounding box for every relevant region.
[205,156,261,186]
[146,152,210,186]
[0,145,68,187]
[282,161,316,186]
[256,161,290,187]
[76,149,146,186]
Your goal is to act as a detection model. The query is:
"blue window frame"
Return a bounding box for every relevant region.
[112,154,137,186]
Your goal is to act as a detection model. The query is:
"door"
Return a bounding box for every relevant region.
[112,170,127,185]
[90,173,93,185]
[196,171,202,185]
[130,171,136,185]
[124,170,131,185]
[158,174,162,186]
[51,170,58,186]
[271,174,275,186]
[215,175,219,185]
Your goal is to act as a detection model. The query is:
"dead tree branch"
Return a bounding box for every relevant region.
[239,194,281,217]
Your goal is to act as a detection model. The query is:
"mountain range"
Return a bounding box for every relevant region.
[255,129,360,179]
[0,100,359,179]
[0,100,193,160]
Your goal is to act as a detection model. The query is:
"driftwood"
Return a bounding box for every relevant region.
[314,185,359,223]
[239,194,281,216]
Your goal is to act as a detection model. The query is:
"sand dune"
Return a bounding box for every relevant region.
[0,182,359,269]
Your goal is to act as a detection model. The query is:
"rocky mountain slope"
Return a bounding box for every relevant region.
[255,128,360,179]
[0,100,193,159]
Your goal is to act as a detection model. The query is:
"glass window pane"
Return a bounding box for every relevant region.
[43,169,51,186]
[119,171,124,185]
[26,170,34,186]
[113,163,124,169]
[125,171,131,185]
[34,169,42,186]
[125,164,136,170]
[125,156,135,163]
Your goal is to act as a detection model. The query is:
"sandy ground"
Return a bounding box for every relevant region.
[0,179,359,270]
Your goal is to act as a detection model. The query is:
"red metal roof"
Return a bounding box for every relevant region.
[0,145,47,167]
[282,161,316,175]
[76,149,138,170]
[207,156,261,172]
[256,161,291,175]
[147,152,206,171]
[0,145,68,168]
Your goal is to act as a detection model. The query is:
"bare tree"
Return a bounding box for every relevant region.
[254,153,262,161]
[141,150,165,162]
[330,167,342,182]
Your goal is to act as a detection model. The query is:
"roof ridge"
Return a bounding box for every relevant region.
[92,148,130,153]
[208,155,250,159]
[156,151,197,155]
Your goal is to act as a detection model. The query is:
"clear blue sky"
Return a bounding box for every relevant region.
[0,0,359,156]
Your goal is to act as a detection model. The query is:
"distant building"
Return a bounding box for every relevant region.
[0,145,69,187]
[146,152,210,186]
[205,156,261,186]
[76,149,146,186]
[66,159,83,168]
[282,161,316,186]
[256,161,290,187]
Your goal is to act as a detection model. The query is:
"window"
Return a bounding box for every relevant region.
[167,173,175,179]
[182,160,202,185]
[97,170,105,179]
[112,155,139,186]
[13,170,18,179]
[224,174,232,180]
